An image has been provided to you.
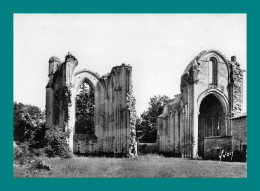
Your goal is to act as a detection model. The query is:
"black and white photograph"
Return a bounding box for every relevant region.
[13,14,247,177]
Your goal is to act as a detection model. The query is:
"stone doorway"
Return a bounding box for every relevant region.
[198,94,226,158]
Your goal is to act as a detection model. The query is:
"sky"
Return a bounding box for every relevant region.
[14,14,247,115]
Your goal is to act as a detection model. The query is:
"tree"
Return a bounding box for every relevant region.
[75,81,95,134]
[13,102,45,143]
[136,95,172,143]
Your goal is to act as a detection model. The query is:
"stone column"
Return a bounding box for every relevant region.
[192,104,199,158]
[45,87,54,129]
[46,56,60,129]
[67,90,75,153]
[190,64,199,159]
[192,82,199,159]
[63,53,78,153]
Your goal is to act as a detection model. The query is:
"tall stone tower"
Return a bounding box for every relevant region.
[45,56,61,129]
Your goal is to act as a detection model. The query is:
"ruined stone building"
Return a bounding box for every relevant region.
[45,53,137,156]
[157,50,247,160]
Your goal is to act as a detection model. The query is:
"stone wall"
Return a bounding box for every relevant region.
[195,51,229,100]
[157,50,246,159]
[73,134,98,153]
[98,64,137,155]
[231,114,247,161]
[230,56,244,117]
[204,136,232,159]
[46,53,137,156]
[137,143,158,154]
[157,95,191,157]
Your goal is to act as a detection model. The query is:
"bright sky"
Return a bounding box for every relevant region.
[14,14,247,115]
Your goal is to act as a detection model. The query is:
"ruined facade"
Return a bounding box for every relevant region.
[46,53,137,156]
[157,50,246,159]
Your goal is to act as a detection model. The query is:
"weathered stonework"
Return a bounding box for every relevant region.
[46,52,137,156]
[157,50,246,159]
[231,113,247,161]
[229,56,244,117]
[126,84,138,156]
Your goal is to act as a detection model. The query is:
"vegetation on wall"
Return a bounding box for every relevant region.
[53,86,72,125]
[126,84,138,156]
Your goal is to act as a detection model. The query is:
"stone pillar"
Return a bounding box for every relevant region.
[126,66,137,157]
[63,53,78,152]
[192,100,199,158]
[45,56,61,129]
[68,90,75,152]
[45,87,53,129]
[190,65,199,158]
[64,52,78,87]
[230,56,243,117]
[174,111,179,153]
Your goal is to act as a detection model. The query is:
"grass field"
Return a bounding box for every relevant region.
[13,155,247,178]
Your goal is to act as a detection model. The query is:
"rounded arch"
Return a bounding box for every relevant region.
[197,89,229,116]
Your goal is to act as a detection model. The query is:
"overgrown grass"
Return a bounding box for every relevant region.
[13,154,246,178]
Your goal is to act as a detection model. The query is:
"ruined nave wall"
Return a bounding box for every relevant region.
[46,53,137,156]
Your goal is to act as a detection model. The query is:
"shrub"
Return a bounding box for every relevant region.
[63,151,73,159]
[16,142,31,157]
[13,141,37,165]
[44,125,72,158]
[13,142,23,159]
[30,159,51,170]
[31,148,46,157]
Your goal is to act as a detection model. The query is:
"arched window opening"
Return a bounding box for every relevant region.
[75,80,95,135]
[210,57,218,86]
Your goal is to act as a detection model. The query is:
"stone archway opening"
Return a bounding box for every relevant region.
[46,54,137,156]
[75,79,95,135]
[198,94,226,158]
[73,78,97,154]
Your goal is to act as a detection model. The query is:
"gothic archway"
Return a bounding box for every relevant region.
[69,70,103,153]
[198,94,227,157]
[75,79,95,135]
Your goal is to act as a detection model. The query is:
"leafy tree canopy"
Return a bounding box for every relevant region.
[136,95,172,143]
[75,81,95,135]
[13,102,45,143]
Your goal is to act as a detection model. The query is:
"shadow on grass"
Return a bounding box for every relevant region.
[73,151,128,158]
